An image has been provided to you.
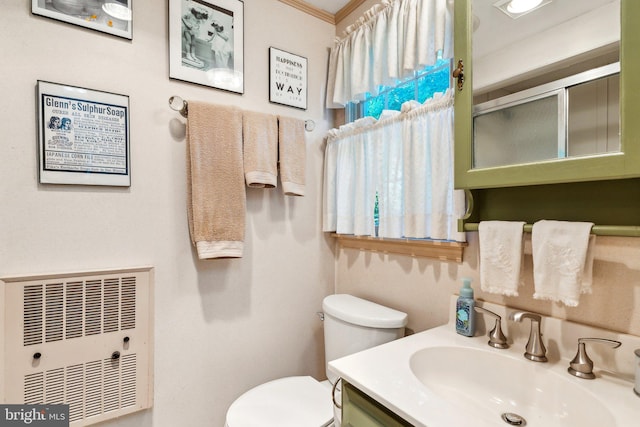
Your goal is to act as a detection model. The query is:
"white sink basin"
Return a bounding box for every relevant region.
[410,346,614,427]
[328,298,640,427]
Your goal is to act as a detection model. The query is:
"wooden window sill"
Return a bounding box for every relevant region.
[331,234,467,262]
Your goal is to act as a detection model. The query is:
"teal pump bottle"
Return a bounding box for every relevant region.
[456,278,475,337]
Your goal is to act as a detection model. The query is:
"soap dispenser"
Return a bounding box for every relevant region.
[456,278,475,337]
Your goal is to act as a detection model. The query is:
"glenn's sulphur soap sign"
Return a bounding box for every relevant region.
[269,47,307,110]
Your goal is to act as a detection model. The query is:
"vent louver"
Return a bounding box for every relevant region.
[2,267,153,426]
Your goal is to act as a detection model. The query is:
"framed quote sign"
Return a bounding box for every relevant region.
[269,47,307,110]
[37,81,131,187]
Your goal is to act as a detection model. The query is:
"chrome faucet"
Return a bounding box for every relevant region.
[568,337,622,379]
[474,306,509,349]
[510,311,547,362]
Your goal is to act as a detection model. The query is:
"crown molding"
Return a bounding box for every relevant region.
[277,0,368,25]
[335,0,368,24]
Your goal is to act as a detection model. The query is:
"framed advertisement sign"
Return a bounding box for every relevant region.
[31,0,132,40]
[169,0,244,94]
[269,47,307,110]
[37,81,131,186]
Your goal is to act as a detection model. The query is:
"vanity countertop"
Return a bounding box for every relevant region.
[329,298,640,427]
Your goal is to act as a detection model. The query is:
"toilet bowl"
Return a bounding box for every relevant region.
[224,294,408,427]
[225,376,334,427]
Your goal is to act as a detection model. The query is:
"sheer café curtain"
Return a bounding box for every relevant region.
[323,91,466,241]
[322,0,466,242]
[326,0,453,108]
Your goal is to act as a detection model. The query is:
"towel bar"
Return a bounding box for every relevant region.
[462,222,640,237]
[169,95,316,132]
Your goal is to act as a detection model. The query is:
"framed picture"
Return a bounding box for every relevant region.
[37,81,131,187]
[169,0,244,94]
[31,0,132,40]
[269,47,308,110]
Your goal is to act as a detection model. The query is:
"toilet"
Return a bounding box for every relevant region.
[225,294,408,427]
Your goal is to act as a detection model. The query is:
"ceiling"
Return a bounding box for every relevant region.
[474,0,618,59]
[304,0,352,14]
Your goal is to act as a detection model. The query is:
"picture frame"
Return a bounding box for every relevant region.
[31,0,132,40]
[169,0,244,94]
[269,47,308,110]
[37,81,131,187]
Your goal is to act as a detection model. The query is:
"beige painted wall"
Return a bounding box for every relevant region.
[1,1,336,426]
[337,234,640,337]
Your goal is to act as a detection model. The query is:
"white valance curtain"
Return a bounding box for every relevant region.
[323,90,466,242]
[326,0,453,108]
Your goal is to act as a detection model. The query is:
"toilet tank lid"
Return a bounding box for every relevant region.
[322,294,408,328]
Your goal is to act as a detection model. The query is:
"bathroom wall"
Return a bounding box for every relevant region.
[1,1,335,426]
[335,1,640,338]
[337,234,640,336]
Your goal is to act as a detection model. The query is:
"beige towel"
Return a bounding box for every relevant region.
[478,221,526,296]
[532,220,595,306]
[242,111,278,188]
[186,101,245,259]
[277,116,306,196]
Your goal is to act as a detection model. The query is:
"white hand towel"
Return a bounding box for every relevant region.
[532,220,595,306]
[478,221,526,296]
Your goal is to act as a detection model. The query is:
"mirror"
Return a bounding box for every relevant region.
[472,0,620,96]
[453,0,640,190]
[472,0,620,167]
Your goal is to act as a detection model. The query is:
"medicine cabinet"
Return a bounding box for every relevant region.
[454,0,640,190]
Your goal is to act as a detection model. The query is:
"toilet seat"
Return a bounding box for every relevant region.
[225,376,334,427]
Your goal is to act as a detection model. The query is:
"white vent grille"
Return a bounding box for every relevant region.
[45,284,64,343]
[23,357,139,421]
[20,276,139,346]
[66,282,84,339]
[2,267,153,426]
[24,285,43,346]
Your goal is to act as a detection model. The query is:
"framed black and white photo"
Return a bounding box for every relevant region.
[169,0,244,94]
[269,47,308,110]
[37,81,131,187]
[31,0,132,40]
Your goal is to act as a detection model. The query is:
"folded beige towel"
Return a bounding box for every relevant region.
[186,101,245,259]
[277,116,306,196]
[242,111,278,188]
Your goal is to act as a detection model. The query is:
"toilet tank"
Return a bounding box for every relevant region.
[322,294,408,383]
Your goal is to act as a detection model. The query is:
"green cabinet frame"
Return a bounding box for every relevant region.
[454,0,640,189]
[453,0,640,236]
[341,381,414,427]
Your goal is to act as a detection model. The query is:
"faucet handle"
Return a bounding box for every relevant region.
[474,306,509,349]
[510,311,542,323]
[568,337,622,379]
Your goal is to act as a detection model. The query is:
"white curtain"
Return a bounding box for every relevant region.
[326,0,453,108]
[323,90,466,242]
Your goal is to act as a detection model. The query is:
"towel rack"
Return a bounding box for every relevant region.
[168,95,316,132]
[462,222,640,237]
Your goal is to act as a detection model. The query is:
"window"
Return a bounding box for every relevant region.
[342,57,455,236]
[346,57,452,122]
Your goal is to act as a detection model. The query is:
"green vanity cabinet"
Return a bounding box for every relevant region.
[453,0,640,189]
[452,0,640,236]
[341,381,414,427]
